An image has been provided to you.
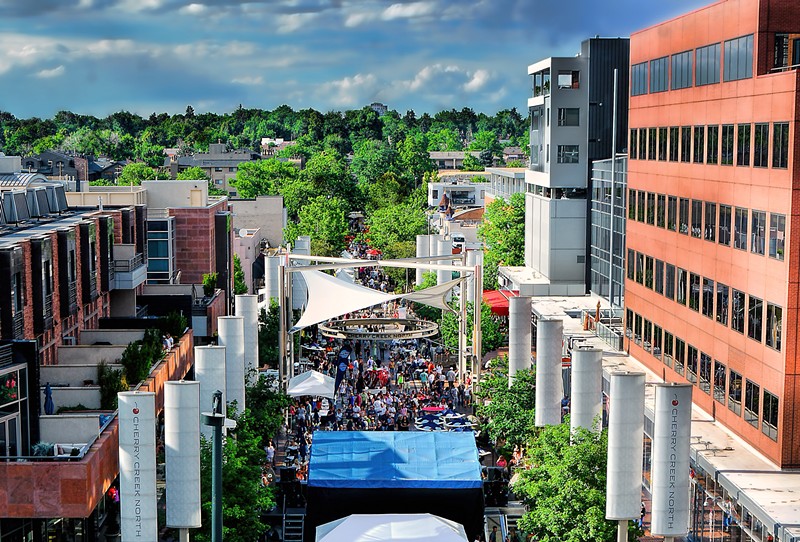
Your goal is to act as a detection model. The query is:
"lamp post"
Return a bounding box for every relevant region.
[201,390,225,542]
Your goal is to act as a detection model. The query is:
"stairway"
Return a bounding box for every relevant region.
[283,513,305,542]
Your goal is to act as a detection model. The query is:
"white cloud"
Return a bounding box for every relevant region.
[116,0,165,12]
[35,65,65,78]
[344,11,375,27]
[318,73,378,107]
[382,1,435,20]
[274,12,317,33]
[232,75,263,85]
[463,69,490,92]
[179,3,208,15]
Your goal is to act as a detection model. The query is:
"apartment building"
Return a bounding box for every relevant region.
[624,0,800,470]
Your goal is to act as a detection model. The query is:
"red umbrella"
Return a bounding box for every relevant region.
[367,249,381,255]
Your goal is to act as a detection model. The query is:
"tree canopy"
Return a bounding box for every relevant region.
[477,192,526,289]
[365,202,427,251]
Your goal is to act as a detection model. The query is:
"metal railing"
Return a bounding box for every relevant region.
[113,253,144,273]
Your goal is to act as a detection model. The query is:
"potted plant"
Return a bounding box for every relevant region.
[202,272,218,297]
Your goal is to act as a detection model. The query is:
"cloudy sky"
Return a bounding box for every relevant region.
[0,0,708,118]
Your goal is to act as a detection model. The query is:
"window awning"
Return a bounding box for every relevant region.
[482,289,519,317]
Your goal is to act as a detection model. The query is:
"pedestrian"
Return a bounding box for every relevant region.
[265,440,275,466]
[489,526,498,542]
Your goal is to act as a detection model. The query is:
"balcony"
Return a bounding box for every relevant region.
[111,244,146,290]
[0,329,194,519]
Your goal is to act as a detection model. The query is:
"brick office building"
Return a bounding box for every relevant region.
[624,0,800,467]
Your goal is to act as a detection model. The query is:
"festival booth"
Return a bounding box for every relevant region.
[287,370,336,399]
[305,431,484,541]
[315,513,468,542]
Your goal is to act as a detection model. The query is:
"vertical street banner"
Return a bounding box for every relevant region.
[651,383,692,537]
[165,381,202,529]
[118,391,158,542]
[334,341,352,393]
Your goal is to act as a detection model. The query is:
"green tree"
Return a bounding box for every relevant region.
[475,355,537,453]
[117,162,167,185]
[231,158,299,199]
[505,159,526,168]
[427,128,463,151]
[477,193,526,289]
[366,202,427,251]
[233,254,248,295]
[258,302,279,368]
[362,171,402,214]
[439,301,504,357]
[176,166,209,180]
[513,423,642,542]
[461,153,484,171]
[350,139,397,186]
[284,195,349,255]
[467,129,502,155]
[398,132,435,192]
[300,150,358,205]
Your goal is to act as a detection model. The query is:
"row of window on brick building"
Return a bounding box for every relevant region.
[627,189,786,260]
[629,122,789,169]
[625,306,779,442]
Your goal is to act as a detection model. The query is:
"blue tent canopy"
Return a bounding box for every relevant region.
[308,431,483,489]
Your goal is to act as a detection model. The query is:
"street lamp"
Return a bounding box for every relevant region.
[202,390,225,542]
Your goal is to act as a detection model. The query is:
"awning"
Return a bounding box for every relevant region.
[482,289,519,317]
[316,514,468,542]
[287,370,336,399]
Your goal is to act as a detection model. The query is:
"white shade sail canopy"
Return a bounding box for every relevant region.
[316,513,468,542]
[287,370,336,399]
[402,278,464,313]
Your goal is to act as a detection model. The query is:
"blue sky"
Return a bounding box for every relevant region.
[0,0,709,118]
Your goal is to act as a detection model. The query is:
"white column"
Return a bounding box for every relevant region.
[535,317,563,426]
[195,345,227,439]
[217,315,246,413]
[165,381,202,529]
[570,347,603,433]
[118,392,157,542]
[235,294,259,379]
[606,371,645,521]
[291,235,310,310]
[428,234,441,261]
[508,296,532,387]
[416,234,429,286]
[465,250,477,305]
[651,383,692,538]
[437,239,452,303]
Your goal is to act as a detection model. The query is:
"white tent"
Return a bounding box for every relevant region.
[315,513,468,542]
[286,370,336,399]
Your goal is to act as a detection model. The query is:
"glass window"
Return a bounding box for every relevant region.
[769,213,785,260]
[671,50,693,89]
[773,122,789,168]
[639,129,647,160]
[751,210,766,255]
[643,319,652,352]
[625,308,633,337]
[681,126,691,162]
[627,249,635,280]
[648,128,657,160]
[677,268,687,305]
[646,193,656,225]
[645,256,654,289]
[737,124,751,166]
[693,126,705,163]
[655,259,664,295]
[657,194,666,228]
[558,70,580,89]
[658,128,667,161]
[714,361,726,404]
[637,191,646,222]
[723,34,754,82]
[744,380,760,428]
[702,278,714,318]
[766,303,782,351]
[650,57,669,92]
[699,352,712,394]
[707,125,719,164]
[696,43,721,86]
[669,127,679,161]
[628,189,636,220]
[716,283,729,325]
[653,325,662,360]
[634,314,642,344]
[734,207,748,250]
[775,33,791,68]
[753,123,769,167]
[689,273,700,311]
[557,145,579,164]
[762,390,778,441]
[636,253,644,284]
[664,331,674,367]
[721,124,734,165]
[728,370,742,415]
[732,289,746,333]
[665,264,675,300]
[704,202,716,241]
[691,200,703,238]
[679,198,690,234]
[667,196,677,231]
[686,345,698,383]
[748,295,763,342]
[675,338,686,376]
[630,129,638,159]
[719,204,732,245]
[558,108,580,126]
